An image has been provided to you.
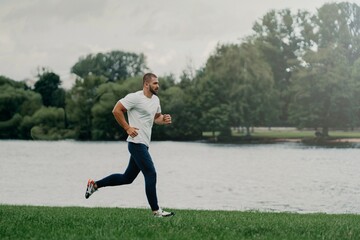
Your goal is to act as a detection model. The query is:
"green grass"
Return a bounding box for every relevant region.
[1,205,360,239]
[247,130,314,139]
[204,129,360,139]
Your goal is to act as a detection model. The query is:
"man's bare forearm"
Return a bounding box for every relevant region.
[112,102,139,138]
[154,114,172,125]
[112,109,130,130]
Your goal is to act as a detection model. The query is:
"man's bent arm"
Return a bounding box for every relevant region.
[154,113,172,125]
[112,101,138,137]
[112,101,130,129]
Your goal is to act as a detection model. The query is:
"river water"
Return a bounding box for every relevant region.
[0,140,359,214]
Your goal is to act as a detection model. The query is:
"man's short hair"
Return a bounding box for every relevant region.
[143,73,157,85]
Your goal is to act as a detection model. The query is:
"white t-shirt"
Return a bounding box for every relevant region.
[119,90,161,147]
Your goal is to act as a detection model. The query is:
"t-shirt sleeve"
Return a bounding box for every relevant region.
[119,92,137,110]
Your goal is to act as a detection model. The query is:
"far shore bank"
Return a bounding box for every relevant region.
[203,135,360,146]
[275,138,360,143]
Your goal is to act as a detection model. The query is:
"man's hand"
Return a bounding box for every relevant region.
[154,113,172,125]
[162,114,172,124]
[126,127,139,138]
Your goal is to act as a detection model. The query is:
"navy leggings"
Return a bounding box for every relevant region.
[95,142,159,211]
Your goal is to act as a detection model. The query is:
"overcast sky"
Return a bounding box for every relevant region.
[0,0,349,88]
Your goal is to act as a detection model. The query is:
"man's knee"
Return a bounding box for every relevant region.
[145,170,157,182]
[123,176,136,184]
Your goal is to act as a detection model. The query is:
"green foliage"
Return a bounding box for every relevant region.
[19,107,75,140]
[252,9,313,124]
[0,85,41,121]
[0,79,42,139]
[287,2,360,135]
[153,83,202,140]
[34,71,65,108]
[2,2,360,141]
[197,42,277,136]
[289,46,355,135]
[71,50,148,82]
[316,2,360,63]
[0,113,22,139]
[2,205,360,240]
[91,77,139,140]
[91,83,120,140]
[66,75,107,140]
[0,75,28,89]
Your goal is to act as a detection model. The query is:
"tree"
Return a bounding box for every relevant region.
[34,70,65,108]
[66,75,106,140]
[150,69,205,140]
[0,76,42,139]
[21,107,74,140]
[350,58,360,128]
[198,43,276,136]
[289,46,354,136]
[288,2,360,136]
[91,77,143,140]
[315,2,360,64]
[71,50,148,82]
[153,84,202,140]
[195,67,231,136]
[252,9,315,125]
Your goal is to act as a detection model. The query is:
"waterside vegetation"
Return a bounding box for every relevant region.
[1,2,360,143]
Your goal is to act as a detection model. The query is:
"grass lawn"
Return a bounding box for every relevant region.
[1,205,360,240]
[204,128,360,139]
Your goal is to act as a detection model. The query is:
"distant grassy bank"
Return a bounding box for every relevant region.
[1,205,360,240]
[249,128,360,139]
[203,128,360,144]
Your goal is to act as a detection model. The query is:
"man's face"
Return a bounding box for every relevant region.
[148,77,159,95]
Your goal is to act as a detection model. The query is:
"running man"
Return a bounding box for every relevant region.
[85,73,174,217]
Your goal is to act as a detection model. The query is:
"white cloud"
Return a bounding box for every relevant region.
[157,50,177,66]
[0,33,14,54]
[142,42,155,51]
[2,0,108,23]
[202,40,219,60]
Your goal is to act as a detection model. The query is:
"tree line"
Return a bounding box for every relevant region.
[1,2,360,141]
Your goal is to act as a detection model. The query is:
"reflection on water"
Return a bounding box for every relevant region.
[1,140,360,214]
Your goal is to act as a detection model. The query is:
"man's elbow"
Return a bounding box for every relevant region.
[112,108,117,116]
[112,105,126,116]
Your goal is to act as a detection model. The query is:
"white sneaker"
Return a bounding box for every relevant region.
[85,179,97,199]
[153,208,175,218]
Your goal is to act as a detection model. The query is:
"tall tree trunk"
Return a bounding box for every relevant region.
[246,126,251,137]
[322,126,329,137]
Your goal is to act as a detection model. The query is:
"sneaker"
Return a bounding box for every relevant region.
[153,208,175,218]
[85,179,97,199]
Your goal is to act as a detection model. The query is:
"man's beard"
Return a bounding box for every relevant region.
[150,86,158,95]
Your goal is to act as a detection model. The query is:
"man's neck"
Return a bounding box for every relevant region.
[143,89,153,98]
